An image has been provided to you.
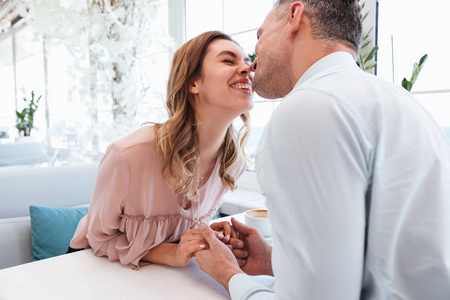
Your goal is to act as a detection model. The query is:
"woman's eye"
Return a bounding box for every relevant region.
[222,59,234,64]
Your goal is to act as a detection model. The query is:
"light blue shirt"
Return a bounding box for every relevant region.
[230,52,450,299]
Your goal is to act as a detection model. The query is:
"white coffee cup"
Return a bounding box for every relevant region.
[244,208,271,237]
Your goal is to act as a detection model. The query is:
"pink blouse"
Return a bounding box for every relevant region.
[70,126,245,269]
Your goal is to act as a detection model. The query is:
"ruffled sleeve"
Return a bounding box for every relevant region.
[70,144,131,260]
[73,143,164,269]
[71,143,197,269]
[117,213,203,269]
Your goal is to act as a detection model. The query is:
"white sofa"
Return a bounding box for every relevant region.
[0,142,51,166]
[0,163,98,269]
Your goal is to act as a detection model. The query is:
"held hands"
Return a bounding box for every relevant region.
[210,221,237,244]
[195,218,273,290]
[210,221,246,266]
[173,221,247,268]
[195,223,245,291]
[175,217,273,278]
[210,218,273,275]
[174,228,208,267]
[228,218,273,276]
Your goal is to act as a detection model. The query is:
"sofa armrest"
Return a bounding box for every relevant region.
[0,217,32,270]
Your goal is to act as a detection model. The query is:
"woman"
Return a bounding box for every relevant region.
[69,31,254,269]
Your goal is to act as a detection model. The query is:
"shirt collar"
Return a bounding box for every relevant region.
[293,51,359,90]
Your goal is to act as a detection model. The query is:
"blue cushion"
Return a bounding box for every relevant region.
[29,205,88,261]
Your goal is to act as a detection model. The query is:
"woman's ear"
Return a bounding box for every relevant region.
[190,81,200,95]
[287,2,305,37]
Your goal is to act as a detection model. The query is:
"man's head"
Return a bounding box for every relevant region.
[252,0,362,99]
[276,0,362,53]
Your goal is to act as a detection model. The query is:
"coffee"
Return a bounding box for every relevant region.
[244,208,271,237]
[246,209,268,218]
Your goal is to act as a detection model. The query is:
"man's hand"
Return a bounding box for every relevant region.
[229,217,273,276]
[210,221,247,266]
[195,223,244,291]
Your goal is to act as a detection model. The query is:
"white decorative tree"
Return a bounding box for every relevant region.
[18,0,171,154]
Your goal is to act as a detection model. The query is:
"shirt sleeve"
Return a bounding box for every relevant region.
[229,274,275,300]
[71,144,137,264]
[256,90,372,299]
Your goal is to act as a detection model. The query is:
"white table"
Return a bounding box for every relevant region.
[0,213,273,300]
[0,249,230,300]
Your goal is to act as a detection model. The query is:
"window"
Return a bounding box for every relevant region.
[0,1,171,163]
[376,0,450,136]
[0,34,15,137]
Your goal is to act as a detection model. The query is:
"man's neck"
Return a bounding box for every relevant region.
[290,40,356,86]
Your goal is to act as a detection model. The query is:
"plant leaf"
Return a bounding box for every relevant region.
[361,40,371,49]
[363,45,378,62]
[365,61,377,70]
[362,11,369,22]
[419,54,428,66]
[410,64,424,84]
[402,78,412,91]
[362,27,374,42]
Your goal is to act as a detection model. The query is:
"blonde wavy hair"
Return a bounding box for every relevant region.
[154,31,251,200]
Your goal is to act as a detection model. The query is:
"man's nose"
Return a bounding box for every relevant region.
[250,59,257,72]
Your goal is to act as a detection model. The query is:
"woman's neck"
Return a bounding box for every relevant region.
[197,122,228,168]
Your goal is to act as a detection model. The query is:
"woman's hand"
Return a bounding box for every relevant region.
[173,229,208,267]
[210,221,248,267]
[210,221,237,244]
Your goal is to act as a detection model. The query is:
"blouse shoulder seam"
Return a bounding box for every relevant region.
[110,143,131,203]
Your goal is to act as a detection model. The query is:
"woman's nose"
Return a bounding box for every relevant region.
[238,63,251,75]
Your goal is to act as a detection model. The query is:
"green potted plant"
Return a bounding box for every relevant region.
[401,54,428,92]
[16,91,41,140]
[356,0,378,72]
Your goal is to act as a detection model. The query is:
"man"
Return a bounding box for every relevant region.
[195,0,450,299]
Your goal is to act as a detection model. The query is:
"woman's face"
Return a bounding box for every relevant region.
[191,39,254,124]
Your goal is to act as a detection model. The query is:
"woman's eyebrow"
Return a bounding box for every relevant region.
[217,50,251,63]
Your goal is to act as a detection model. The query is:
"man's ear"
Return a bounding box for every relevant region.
[190,81,200,95]
[287,2,305,37]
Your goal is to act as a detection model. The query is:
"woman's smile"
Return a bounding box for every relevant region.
[230,78,253,94]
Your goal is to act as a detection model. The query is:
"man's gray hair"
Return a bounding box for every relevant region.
[275,0,362,54]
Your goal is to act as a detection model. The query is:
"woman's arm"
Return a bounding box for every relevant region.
[71,144,130,257]
[141,228,207,267]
